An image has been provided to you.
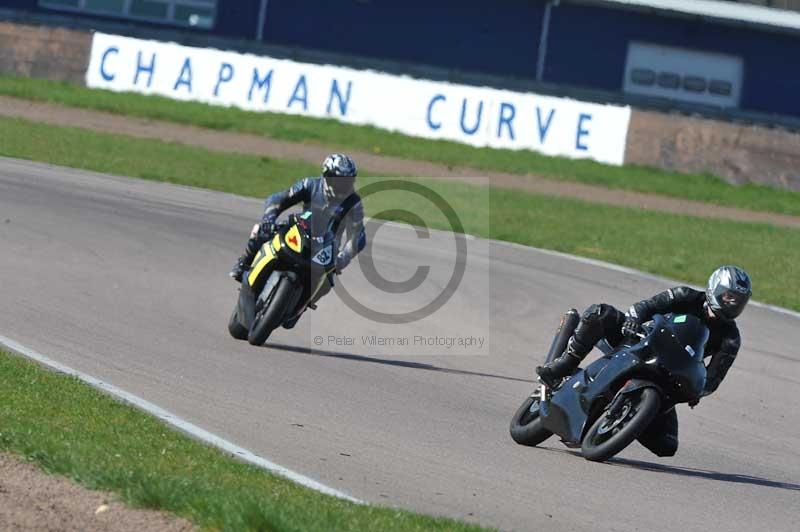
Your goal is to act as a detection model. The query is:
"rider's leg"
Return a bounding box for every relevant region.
[536,304,625,385]
[230,224,264,282]
[637,407,679,457]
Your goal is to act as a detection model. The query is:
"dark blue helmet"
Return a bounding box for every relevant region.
[322,153,357,198]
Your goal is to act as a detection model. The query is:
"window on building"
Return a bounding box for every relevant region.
[630,68,656,86]
[656,72,680,90]
[39,0,217,29]
[624,42,743,108]
[709,80,733,96]
[682,76,707,93]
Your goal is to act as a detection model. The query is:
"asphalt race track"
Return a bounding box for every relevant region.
[1,157,798,531]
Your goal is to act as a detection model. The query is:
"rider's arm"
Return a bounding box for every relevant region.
[703,326,741,396]
[261,178,313,224]
[628,286,704,324]
[336,197,366,271]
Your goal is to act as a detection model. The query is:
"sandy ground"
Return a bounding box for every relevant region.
[1,95,798,230]
[0,453,194,532]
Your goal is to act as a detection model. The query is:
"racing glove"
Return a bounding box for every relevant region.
[257,220,276,240]
[621,315,644,338]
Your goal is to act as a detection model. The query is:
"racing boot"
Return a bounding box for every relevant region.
[536,337,585,388]
[229,237,261,282]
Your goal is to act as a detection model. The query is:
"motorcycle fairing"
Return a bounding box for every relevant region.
[237,212,342,334]
[538,314,708,445]
[248,234,282,287]
[285,225,302,253]
[540,350,646,445]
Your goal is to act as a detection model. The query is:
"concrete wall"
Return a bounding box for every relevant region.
[1,19,798,190]
[0,20,90,84]
[628,110,800,189]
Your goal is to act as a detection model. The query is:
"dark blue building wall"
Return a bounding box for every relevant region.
[0,0,36,8]
[262,0,544,80]
[545,3,800,117]
[214,1,261,39]
[1,0,262,39]
[4,0,800,118]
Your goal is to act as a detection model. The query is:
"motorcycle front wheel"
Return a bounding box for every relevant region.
[509,394,553,447]
[581,386,661,462]
[248,277,295,346]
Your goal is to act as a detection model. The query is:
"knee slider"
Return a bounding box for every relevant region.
[582,304,603,322]
[654,437,678,457]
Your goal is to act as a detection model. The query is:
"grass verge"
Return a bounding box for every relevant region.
[2,115,797,311]
[0,349,486,531]
[2,75,800,217]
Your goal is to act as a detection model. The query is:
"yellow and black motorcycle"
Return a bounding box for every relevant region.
[228,210,339,345]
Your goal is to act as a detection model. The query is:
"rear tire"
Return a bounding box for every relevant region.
[581,387,661,462]
[510,395,553,447]
[228,306,248,340]
[248,277,295,346]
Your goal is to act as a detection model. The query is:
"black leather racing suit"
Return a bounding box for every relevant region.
[261,177,366,271]
[569,286,741,456]
[243,177,366,302]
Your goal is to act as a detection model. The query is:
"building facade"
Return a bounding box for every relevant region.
[3,0,800,121]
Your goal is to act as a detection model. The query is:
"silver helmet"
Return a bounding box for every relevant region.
[321,153,357,198]
[706,265,752,320]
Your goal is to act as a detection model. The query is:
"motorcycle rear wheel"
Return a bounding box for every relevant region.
[581,387,661,462]
[248,277,295,346]
[509,395,553,447]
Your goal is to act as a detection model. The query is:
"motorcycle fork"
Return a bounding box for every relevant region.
[606,392,627,418]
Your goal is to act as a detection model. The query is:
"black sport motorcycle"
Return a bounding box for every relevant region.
[510,310,708,461]
[228,209,341,346]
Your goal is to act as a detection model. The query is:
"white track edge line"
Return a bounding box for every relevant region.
[0,334,363,504]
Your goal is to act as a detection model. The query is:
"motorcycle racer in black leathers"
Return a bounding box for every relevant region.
[229,154,366,315]
[536,265,752,456]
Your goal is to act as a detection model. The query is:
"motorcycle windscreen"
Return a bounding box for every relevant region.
[668,314,709,359]
[649,315,708,398]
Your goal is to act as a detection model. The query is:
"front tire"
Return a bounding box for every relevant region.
[248,277,295,346]
[510,395,553,447]
[581,387,661,462]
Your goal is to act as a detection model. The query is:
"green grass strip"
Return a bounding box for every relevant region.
[1,115,796,311]
[2,75,800,217]
[0,349,487,531]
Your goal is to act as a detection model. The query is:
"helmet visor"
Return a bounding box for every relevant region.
[328,175,356,195]
[716,289,750,319]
